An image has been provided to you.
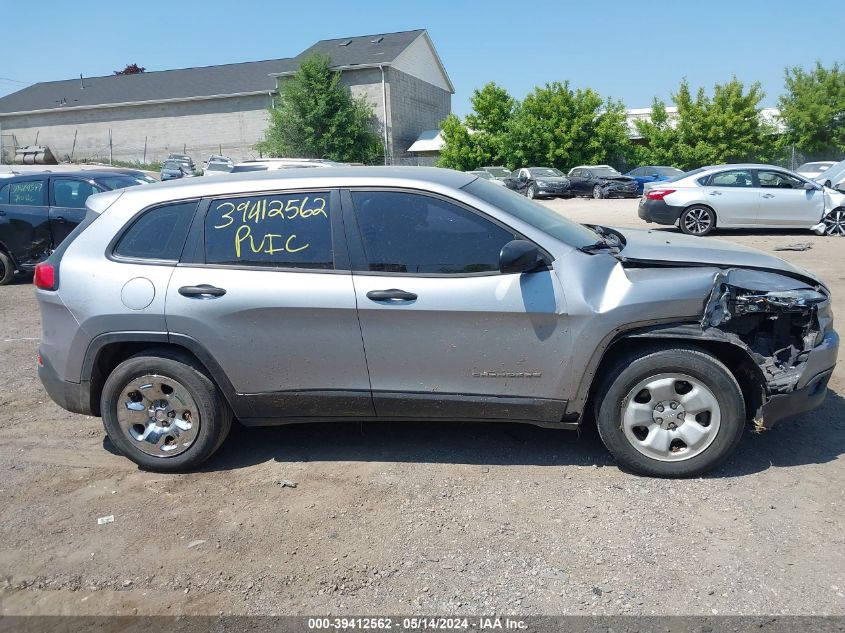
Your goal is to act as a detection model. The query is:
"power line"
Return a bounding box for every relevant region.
[0,77,30,85]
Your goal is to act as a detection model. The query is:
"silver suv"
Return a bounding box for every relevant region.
[35,167,839,477]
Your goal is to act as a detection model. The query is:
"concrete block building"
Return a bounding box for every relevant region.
[0,29,453,165]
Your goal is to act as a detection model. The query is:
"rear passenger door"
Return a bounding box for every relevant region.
[700,169,759,226]
[344,188,569,423]
[165,189,374,419]
[0,178,50,267]
[49,177,103,245]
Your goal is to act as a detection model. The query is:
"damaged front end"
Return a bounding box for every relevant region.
[700,268,836,427]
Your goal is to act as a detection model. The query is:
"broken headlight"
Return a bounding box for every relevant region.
[734,289,828,315]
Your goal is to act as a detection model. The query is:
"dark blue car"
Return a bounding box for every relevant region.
[626,165,684,195]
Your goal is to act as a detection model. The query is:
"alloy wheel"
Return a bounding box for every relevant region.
[823,209,845,236]
[621,373,721,462]
[593,185,603,199]
[116,374,200,457]
[683,208,712,235]
[527,185,536,199]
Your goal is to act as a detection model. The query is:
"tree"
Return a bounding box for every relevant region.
[504,82,631,170]
[779,62,845,157]
[113,63,145,75]
[256,54,383,164]
[438,82,515,170]
[635,78,779,170]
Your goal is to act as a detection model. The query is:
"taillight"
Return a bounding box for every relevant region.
[645,189,676,201]
[34,263,57,290]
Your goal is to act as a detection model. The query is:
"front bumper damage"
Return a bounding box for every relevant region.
[702,268,838,428]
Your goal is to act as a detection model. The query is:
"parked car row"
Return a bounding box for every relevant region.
[475,165,648,200]
[0,170,149,284]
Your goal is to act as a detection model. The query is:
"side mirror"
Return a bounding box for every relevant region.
[500,240,545,274]
[804,181,819,191]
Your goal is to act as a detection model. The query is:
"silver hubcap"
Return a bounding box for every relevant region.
[593,186,602,198]
[621,373,721,462]
[683,208,711,234]
[116,374,199,458]
[823,209,845,236]
[527,187,535,199]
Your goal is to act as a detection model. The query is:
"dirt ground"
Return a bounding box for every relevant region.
[0,198,843,617]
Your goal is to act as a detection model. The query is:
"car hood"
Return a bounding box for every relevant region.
[535,176,570,183]
[612,227,821,285]
[600,175,635,183]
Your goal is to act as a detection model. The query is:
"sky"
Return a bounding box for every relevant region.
[0,0,841,116]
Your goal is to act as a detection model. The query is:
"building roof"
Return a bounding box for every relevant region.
[291,29,426,69]
[0,29,431,115]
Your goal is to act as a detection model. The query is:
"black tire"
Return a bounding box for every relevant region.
[0,251,14,286]
[101,349,232,472]
[822,207,845,236]
[679,205,715,236]
[594,346,745,478]
[592,185,604,199]
[526,184,537,199]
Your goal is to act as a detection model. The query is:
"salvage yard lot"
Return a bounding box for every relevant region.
[0,197,843,616]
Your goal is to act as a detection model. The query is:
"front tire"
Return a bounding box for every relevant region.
[592,185,604,199]
[101,350,232,472]
[526,184,537,199]
[679,205,715,236]
[822,208,845,236]
[0,251,13,286]
[595,346,745,477]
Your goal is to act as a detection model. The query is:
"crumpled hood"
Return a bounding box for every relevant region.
[613,227,821,285]
[601,176,635,184]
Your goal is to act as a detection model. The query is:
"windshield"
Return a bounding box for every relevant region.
[483,167,511,178]
[654,167,684,177]
[528,168,564,177]
[798,162,832,173]
[471,171,494,180]
[162,161,182,170]
[591,167,622,177]
[463,178,600,248]
[98,175,145,190]
[666,167,706,183]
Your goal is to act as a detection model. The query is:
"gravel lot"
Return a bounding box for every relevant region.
[1,197,843,616]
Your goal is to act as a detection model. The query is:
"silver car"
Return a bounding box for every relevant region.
[639,164,845,236]
[34,167,838,477]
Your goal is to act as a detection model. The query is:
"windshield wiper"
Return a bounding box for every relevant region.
[578,239,616,253]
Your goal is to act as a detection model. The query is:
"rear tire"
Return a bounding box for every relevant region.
[595,346,745,477]
[679,205,715,236]
[101,350,232,472]
[0,251,14,286]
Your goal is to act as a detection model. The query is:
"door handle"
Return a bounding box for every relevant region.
[707,191,722,196]
[761,193,775,198]
[366,288,417,302]
[178,284,227,297]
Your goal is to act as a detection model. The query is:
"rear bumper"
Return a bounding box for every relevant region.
[38,351,94,416]
[758,330,839,428]
[639,198,685,224]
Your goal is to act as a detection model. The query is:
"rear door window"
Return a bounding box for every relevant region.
[9,180,46,206]
[204,191,334,269]
[710,170,753,187]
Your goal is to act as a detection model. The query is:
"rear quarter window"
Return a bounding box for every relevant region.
[113,201,197,261]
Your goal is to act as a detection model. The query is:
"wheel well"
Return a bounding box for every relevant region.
[586,336,766,424]
[88,342,214,417]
